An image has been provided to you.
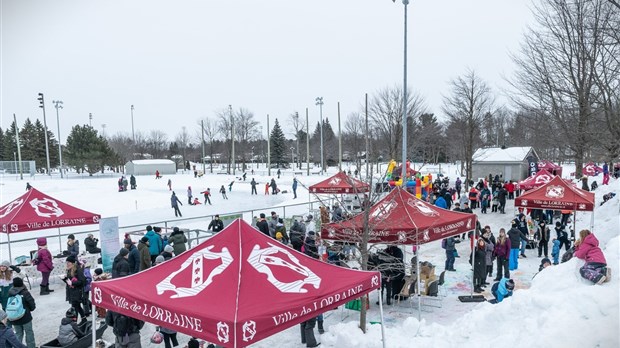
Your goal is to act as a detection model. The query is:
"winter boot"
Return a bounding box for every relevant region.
[40,285,50,295]
[605,268,612,282]
[318,320,325,334]
[45,284,54,292]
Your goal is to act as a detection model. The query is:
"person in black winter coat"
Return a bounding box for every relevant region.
[105,311,145,346]
[497,187,508,214]
[470,239,487,293]
[64,234,80,257]
[256,214,270,236]
[84,234,101,254]
[112,248,131,279]
[208,215,224,232]
[554,222,571,251]
[384,245,405,302]
[6,277,36,347]
[507,222,529,271]
[303,232,319,259]
[124,239,140,274]
[0,309,27,348]
[63,256,87,323]
[536,220,551,258]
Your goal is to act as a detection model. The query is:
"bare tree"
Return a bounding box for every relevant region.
[368,85,427,160]
[442,69,493,183]
[509,0,614,177]
[289,111,303,169]
[343,112,365,171]
[107,132,133,167]
[147,130,168,159]
[235,107,259,171]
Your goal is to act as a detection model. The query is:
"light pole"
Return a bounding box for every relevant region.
[229,105,235,175]
[37,93,51,175]
[53,100,64,178]
[251,146,255,169]
[291,147,295,165]
[400,0,409,181]
[130,105,135,143]
[294,112,300,169]
[89,113,93,127]
[315,97,324,175]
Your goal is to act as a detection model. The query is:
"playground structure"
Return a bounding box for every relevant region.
[384,159,434,199]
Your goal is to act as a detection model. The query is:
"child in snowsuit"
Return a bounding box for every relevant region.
[220,185,228,199]
[551,238,561,265]
[574,229,611,284]
[490,278,514,304]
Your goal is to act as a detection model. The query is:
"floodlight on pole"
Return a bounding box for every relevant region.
[37,93,51,176]
[315,97,324,175]
[52,100,64,178]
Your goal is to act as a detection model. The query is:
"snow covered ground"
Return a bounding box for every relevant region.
[0,163,618,347]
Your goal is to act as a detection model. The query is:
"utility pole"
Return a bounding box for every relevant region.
[315,97,324,175]
[338,102,342,172]
[267,114,271,176]
[53,100,64,178]
[306,108,310,177]
[201,120,206,174]
[13,114,23,180]
[37,93,51,175]
[131,105,135,143]
[229,105,235,175]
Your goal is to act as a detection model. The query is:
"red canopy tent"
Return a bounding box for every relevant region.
[515,176,595,211]
[583,162,603,177]
[0,188,101,261]
[91,219,380,347]
[517,169,555,191]
[309,171,370,194]
[320,187,477,244]
[537,160,563,176]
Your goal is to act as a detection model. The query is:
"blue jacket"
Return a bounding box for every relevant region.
[552,239,561,256]
[492,278,513,303]
[434,196,447,209]
[0,323,27,348]
[292,179,298,190]
[145,230,163,256]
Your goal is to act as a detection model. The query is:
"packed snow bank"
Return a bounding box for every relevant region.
[320,179,620,348]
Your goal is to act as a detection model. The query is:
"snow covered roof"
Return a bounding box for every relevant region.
[130,159,175,165]
[472,147,535,163]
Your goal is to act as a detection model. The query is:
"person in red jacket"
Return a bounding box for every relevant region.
[468,187,479,209]
[505,181,515,199]
[574,229,610,284]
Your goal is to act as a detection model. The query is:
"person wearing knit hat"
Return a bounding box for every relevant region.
[161,244,175,261]
[0,261,13,310]
[112,248,131,279]
[155,255,165,265]
[169,226,188,256]
[187,338,200,348]
[64,252,88,324]
[34,237,54,296]
[138,236,152,271]
[7,273,37,346]
[0,308,24,346]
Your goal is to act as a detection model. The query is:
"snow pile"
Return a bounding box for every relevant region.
[320,179,620,348]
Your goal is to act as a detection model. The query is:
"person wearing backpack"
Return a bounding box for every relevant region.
[0,261,14,310]
[443,236,460,272]
[6,277,35,348]
[0,309,27,348]
[62,255,87,324]
[105,311,145,347]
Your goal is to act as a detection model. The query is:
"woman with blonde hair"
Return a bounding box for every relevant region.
[0,261,13,310]
[574,229,610,284]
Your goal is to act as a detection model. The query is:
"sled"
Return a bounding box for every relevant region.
[40,320,107,348]
[458,295,486,303]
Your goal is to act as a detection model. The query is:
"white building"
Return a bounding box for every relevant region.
[125,159,176,176]
[472,146,538,181]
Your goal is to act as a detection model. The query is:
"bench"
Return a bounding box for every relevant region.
[216,172,228,175]
[311,171,321,175]
[293,171,303,176]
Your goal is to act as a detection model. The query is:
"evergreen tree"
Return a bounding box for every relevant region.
[0,128,4,161]
[65,125,115,175]
[1,122,18,162]
[269,118,287,167]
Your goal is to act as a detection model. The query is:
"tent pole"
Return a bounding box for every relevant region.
[7,233,12,264]
[470,235,475,297]
[58,227,62,255]
[378,282,386,348]
[92,302,96,347]
[416,244,421,321]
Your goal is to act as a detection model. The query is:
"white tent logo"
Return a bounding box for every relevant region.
[29,198,64,218]
[155,245,233,298]
[248,242,321,293]
[545,185,564,198]
[535,174,551,184]
[397,231,407,242]
[370,200,397,220]
[217,322,230,343]
[422,229,430,242]
[407,198,439,217]
[93,287,102,304]
[242,320,257,342]
[0,199,23,219]
[328,177,342,186]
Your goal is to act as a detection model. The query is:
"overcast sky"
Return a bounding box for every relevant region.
[1,0,534,143]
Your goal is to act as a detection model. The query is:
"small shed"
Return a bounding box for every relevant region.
[472,147,538,182]
[125,159,176,176]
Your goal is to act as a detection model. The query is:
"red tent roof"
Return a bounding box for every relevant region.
[320,187,477,244]
[92,219,379,347]
[0,188,101,234]
[309,171,370,194]
[538,160,563,176]
[517,169,555,191]
[583,162,603,176]
[515,176,595,211]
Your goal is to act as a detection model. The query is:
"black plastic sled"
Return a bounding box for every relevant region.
[40,321,107,348]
